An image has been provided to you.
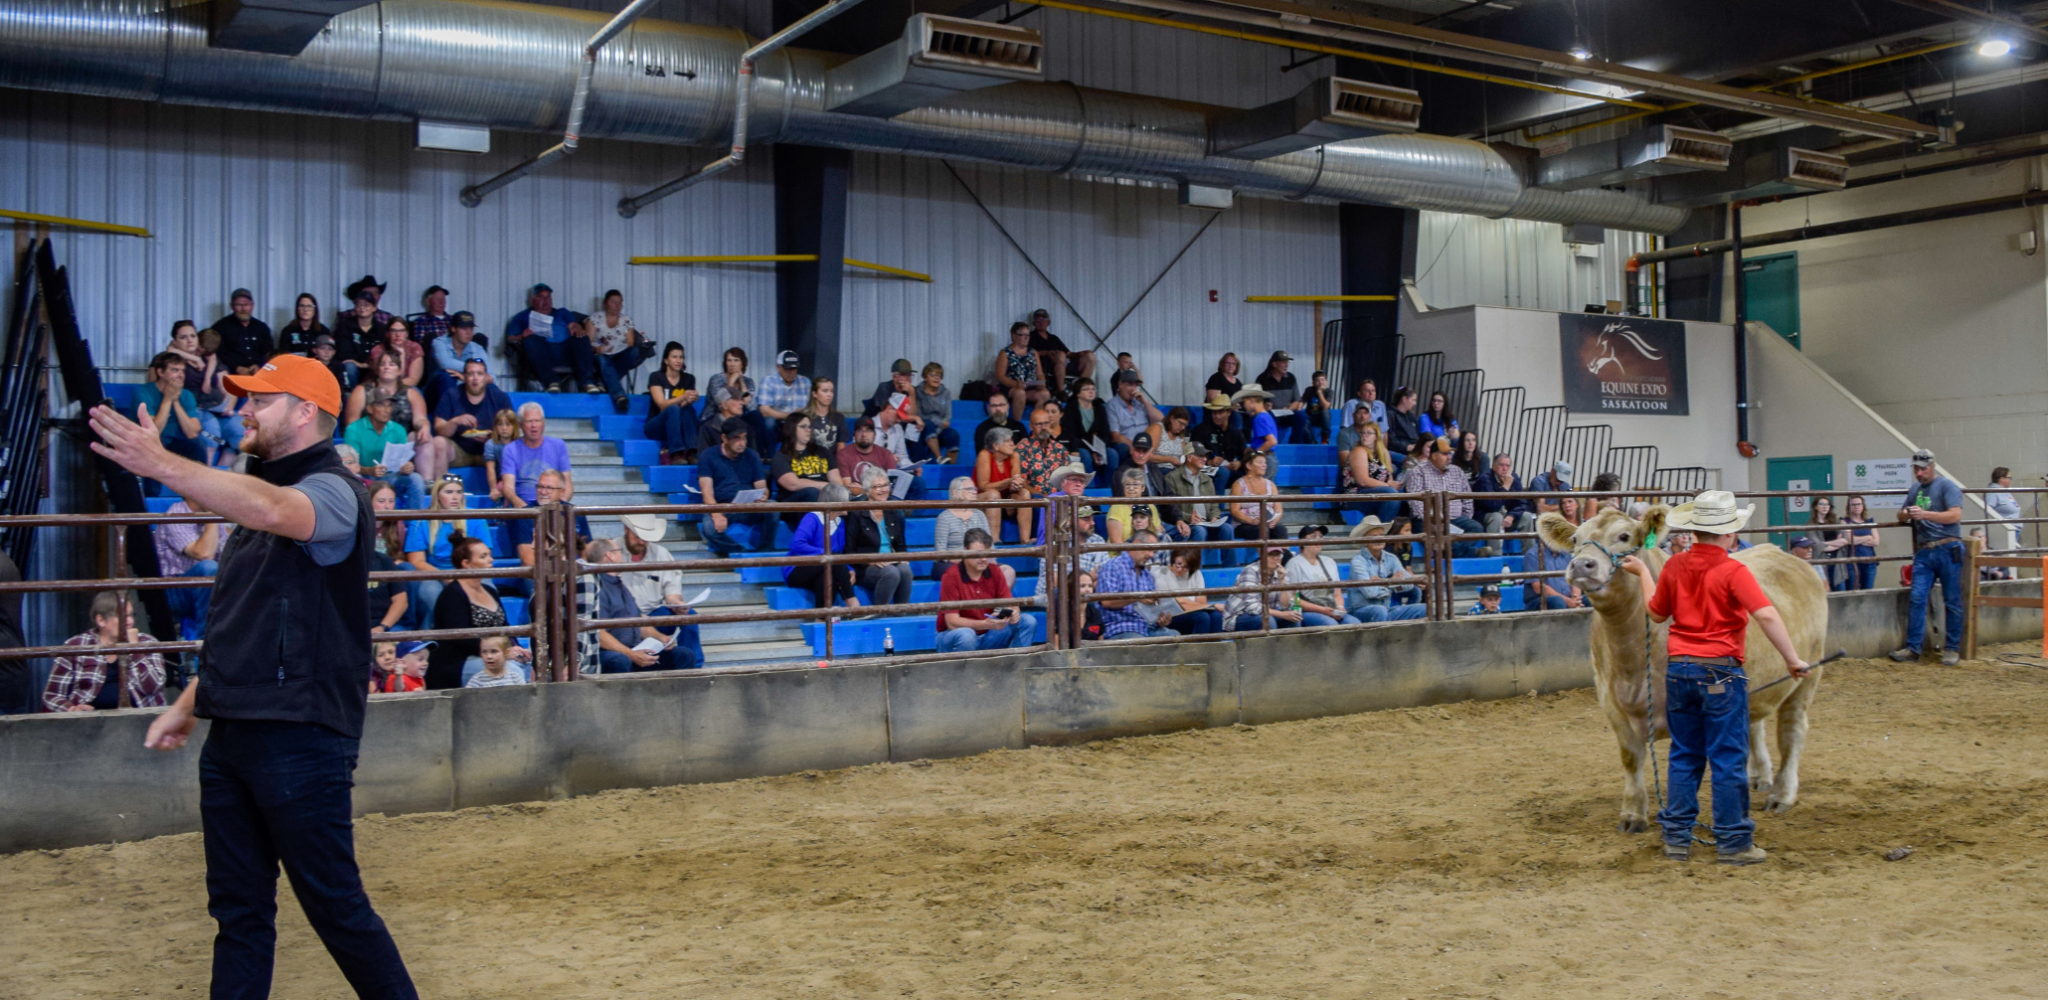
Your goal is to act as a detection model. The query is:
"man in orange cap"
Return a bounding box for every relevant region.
[88,354,417,999]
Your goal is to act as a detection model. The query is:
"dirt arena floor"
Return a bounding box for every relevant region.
[6,644,2048,999]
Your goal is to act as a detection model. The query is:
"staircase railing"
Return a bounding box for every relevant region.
[0,241,52,570]
[1556,424,1614,488]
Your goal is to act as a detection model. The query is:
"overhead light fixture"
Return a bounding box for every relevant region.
[1568,46,1592,61]
[1979,38,2013,58]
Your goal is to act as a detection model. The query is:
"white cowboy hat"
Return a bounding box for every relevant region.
[620,512,668,543]
[1229,385,1274,404]
[1045,462,1091,493]
[1348,515,1392,538]
[1665,490,1753,535]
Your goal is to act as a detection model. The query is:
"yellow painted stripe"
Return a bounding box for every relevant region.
[0,209,151,238]
[842,257,933,282]
[1032,0,1663,110]
[1245,294,1397,302]
[631,253,932,281]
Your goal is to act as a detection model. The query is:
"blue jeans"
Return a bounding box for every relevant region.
[373,472,426,511]
[1850,547,1877,590]
[700,510,773,557]
[1350,600,1425,622]
[1658,658,1755,853]
[1300,611,1361,626]
[1447,515,1485,558]
[199,720,417,1000]
[595,342,650,402]
[1079,443,1123,487]
[920,424,962,461]
[1230,614,1303,630]
[1347,486,1403,524]
[645,402,700,455]
[1166,608,1221,634]
[166,559,217,634]
[1906,541,1964,653]
[936,614,1038,652]
[1271,408,1311,443]
[519,335,596,387]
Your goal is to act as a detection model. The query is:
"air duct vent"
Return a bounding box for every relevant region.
[1662,127,1733,168]
[1535,124,1731,191]
[826,14,1044,118]
[1782,147,1849,191]
[1211,77,1421,160]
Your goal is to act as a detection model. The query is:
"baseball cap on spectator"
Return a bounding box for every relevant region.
[1270,350,1292,362]
[423,284,449,298]
[1553,460,1573,480]
[1202,392,1233,411]
[450,311,476,328]
[890,358,914,375]
[530,282,553,294]
[1789,536,1815,551]
[395,640,436,658]
[1911,448,1935,468]
[1185,441,1210,457]
[1111,369,1141,387]
[1431,437,1454,454]
[230,288,254,303]
[1132,432,1153,451]
[1031,308,1050,318]
[1479,584,1501,598]
[854,416,877,432]
[311,333,335,349]
[777,350,800,369]
[719,416,750,439]
[223,354,343,417]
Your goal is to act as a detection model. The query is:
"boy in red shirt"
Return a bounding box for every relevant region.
[1622,491,1809,866]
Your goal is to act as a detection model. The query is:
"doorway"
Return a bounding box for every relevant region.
[1743,252,1801,349]
[1766,454,1833,549]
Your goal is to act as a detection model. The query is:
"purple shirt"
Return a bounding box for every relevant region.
[500,435,571,504]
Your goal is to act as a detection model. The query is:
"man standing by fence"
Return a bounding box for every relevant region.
[1892,448,1966,667]
[88,354,417,1000]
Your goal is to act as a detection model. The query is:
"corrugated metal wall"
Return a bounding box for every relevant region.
[841,155,1338,408]
[1413,210,1653,313]
[1019,6,1330,110]
[0,89,781,380]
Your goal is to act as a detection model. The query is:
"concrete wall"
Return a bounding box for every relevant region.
[5,587,2039,852]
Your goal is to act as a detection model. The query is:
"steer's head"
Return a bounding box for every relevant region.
[1538,504,1668,594]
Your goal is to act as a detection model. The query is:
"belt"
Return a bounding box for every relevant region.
[1916,537,1961,551]
[1670,655,1742,668]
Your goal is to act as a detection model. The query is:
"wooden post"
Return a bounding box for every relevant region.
[1312,301,1324,371]
[1961,535,1979,660]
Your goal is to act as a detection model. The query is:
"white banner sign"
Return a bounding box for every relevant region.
[1848,457,1912,508]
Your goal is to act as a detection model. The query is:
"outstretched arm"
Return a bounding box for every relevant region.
[89,403,317,541]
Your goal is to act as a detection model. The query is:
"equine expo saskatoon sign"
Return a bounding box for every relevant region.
[1558,314,1689,416]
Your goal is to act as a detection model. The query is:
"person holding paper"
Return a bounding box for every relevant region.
[341,393,425,508]
[698,417,773,558]
[587,538,701,672]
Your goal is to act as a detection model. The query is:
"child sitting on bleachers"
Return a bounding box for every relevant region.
[369,641,397,694]
[380,640,430,693]
[465,636,530,687]
[483,408,519,504]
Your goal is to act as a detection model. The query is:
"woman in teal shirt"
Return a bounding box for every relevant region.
[404,477,492,621]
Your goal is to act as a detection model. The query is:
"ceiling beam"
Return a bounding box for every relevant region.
[1876,0,2048,46]
[1087,0,1941,140]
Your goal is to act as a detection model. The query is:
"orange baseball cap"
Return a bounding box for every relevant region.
[222,354,343,417]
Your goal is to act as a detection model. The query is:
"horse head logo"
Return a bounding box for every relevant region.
[1587,323,1664,377]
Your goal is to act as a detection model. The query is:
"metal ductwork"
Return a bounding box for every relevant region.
[0,0,1691,234]
[1209,77,1420,160]
[1651,140,1849,208]
[208,0,374,55]
[824,13,1042,118]
[1533,125,1732,192]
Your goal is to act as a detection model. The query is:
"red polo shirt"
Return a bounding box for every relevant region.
[938,561,1011,633]
[1647,543,1772,661]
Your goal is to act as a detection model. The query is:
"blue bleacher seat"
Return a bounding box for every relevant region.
[950,400,986,427]
[620,440,660,466]
[102,383,141,411]
[1274,466,1337,488]
[144,496,181,514]
[1272,444,1338,466]
[501,597,528,626]
[800,611,1046,657]
[644,465,696,494]
[506,392,647,419]
[453,467,491,494]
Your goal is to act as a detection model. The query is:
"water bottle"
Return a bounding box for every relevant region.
[883,628,895,656]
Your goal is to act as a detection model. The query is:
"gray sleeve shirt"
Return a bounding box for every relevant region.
[290,472,362,567]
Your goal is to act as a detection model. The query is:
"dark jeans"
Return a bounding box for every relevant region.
[518,336,596,387]
[200,720,417,1000]
[0,659,31,715]
[166,560,217,636]
[645,403,700,455]
[1658,659,1755,853]
[598,617,702,672]
[1850,547,1877,590]
[1230,522,1290,542]
[1345,486,1403,524]
[1230,614,1301,631]
[921,424,962,462]
[787,563,857,606]
[1906,541,1964,653]
[1447,515,1485,557]
[699,510,772,557]
[595,342,650,402]
[1271,408,1312,443]
[1167,608,1222,634]
[857,562,915,605]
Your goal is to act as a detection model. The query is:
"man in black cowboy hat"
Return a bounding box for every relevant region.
[342,275,395,328]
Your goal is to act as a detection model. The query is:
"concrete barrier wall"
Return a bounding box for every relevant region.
[3,586,2038,853]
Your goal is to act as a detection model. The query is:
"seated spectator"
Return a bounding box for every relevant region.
[1035,462,1109,587]
[1105,369,1164,467]
[368,317,424,389]
[1017,406,1071,497]
[836,417,925,500]
[1342,378,1387,438]
[1028,307,1093,389]
[1419,390,1459,443]
[587,538,701,672]
[1407,437,1485,557]
[465,635,532,687]
[1206,352,1244,409]
[343,275,397,326]
[936,528,1038,652]
[1072,568,1105,640]
[1790,536,1829,584]
[801,377,843,451]
[773,411,842,526]
[480,409,519,503]
[334,288,386,386]
[42,590,167,711]
[405,476,492,615]
[363,483,409,634]
[1189,393,1245,492]
[848,467,914,606]
[409,284,455,345]
[499,401,574,514]
[1254,351,1310,443]
[1154,406,1195,464]
[1235,385,1280,453]
[433,359,516,472]
[1449,432,1486,478]
[1058,378,1119,485]
[974,426,1034,543]
[380,640,430,693]
[973,388,1022,454]
[608,517,708,668]
[932,476,1018,586]
[645,341,701,464]
[503,283,595,393]
[513,470,569,566]
[309,333,348,392]
[209,287,274,376]
[707,347,769,456]
[862,359,925,447]
[913,362,960,464]
[154,496,228,635]
[1385,387,1421,464]
[787,483,857,607]
[1522,518,1582,611]
[135,350,207,466]
[698,417,772,558]
[1145,547,1222,635]
[1474,452,1533,558]
[1224,545,1302,631]
[587,289,652,412]
[1229,449,1288,542]
[276,292,329,357]
[757,349,811,440]
[1286,524,1358,626]
[168,320,243,467]
[348,351,448,481]
[1340,420,1401,524]
[1095,529,1175,640]
[369,641,397,693]
[1528,460,1572,498]
[427,311,489,408]
[428,534,522,688]
[1157,442,1221,541]
[992,322,1051,418]
[1114,351,1142,382]
[1467,584,1504,615]
[1304,370,1334,444]
[697,391,747,458]
[1346,518,1428,622]
[1106,465,1163,546]
[343,393,426,509]
[1664,529,1695,555]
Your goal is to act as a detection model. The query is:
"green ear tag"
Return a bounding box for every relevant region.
[1642,531,1658,551]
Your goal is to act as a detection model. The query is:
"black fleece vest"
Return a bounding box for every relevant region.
[196,441,377,738]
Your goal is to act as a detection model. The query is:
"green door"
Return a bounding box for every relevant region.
[1743,252,1801,349]
[1766,455,1833,548]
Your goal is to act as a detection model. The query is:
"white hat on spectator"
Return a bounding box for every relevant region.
[1665,490,1753,536]
[1348,515,1392,538]
[1046,462,1090,492]
[620,513,667,543]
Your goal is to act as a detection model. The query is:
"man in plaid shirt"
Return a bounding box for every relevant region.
[42,590,168,711]
[1405,437,1485,557]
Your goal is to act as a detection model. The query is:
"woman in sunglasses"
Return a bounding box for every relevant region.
[403,475,493,623]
